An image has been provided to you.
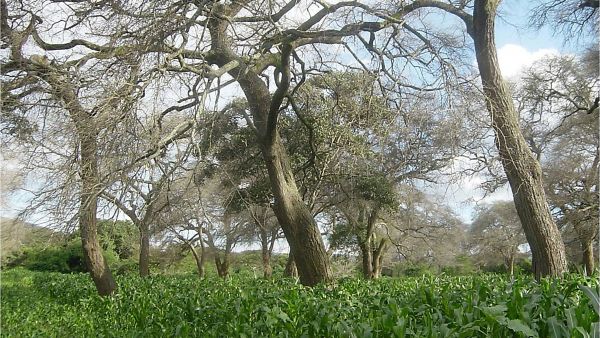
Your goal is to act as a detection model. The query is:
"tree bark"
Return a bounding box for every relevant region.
[258,224,273,278]
[360,243,374,279]
[79,133,117,296]
[355,205,384,280]
[372,238,386,279]
[506,252,515,276]
[215,254,230,278]
[471,0,568,279]
[139,223,150,277]
[189,243,205,278]
[261,250,272,279]
[284,251,298,278]
[582,239,595,276]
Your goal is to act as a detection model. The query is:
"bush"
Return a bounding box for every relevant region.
[441,255,477,276]
[393,262,437,277]
[3,239,123,274]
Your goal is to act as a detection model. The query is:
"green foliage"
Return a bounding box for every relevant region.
[2,270,597,337]
[3,239,86,273]
[355,175,398,208]
[394,262,437,277]
[97,220,139,260]
[3,219,138,274]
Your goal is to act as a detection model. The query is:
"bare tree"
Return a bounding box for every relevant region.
[398,0,569,278]
[470,201,527,276]
[530,0,599,40]
[1,0,148,294]
[515,52,599,275]
[384,186,467,273]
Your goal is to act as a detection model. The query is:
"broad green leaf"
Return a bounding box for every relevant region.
[480,304,508,317]
[575,326,591,338]
[565,307,578,330]
[547,316,567,338]
[592,322,600,338]
[506,319,538,337]
[579,285,600,315]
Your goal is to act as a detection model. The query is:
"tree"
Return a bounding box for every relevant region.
[0,0,147,294]
[286,70,469,279]
[5,0,585,284]
[406,0,569,278]
[386,187,467,273]
[530,0,599,40]
[470,201,527,275]
[82,0,466,286]
[335,176,397,279]
[515,52,599,275]
[101,147,193,277]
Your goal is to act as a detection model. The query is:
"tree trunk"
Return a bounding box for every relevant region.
[139,223,150,277]
[259,226,273,278]
[506,253,515,276]
[360,243,374,279]
[582,239,595,276]
[371,239,386,279]
[372,253,383,279]
[471,0,568,279]
[264,138,332,285]
[38,61,117,296]
[207,18,331,287]
[261,247,272,279]
[190,244,205,278]
[284,252,298,278]
[79,133,117,296]
[215,254,230,278]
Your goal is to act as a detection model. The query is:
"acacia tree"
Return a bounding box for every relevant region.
[79,0,466,286]
[209,106,284,279]
[102,155,190,277]
[0,0,154,294]
[400,0,572,278]
[289,71,468,279]
[6,0,583,283]
[515,53,599,275]
[470,201,527,275]
[381,186,467,272]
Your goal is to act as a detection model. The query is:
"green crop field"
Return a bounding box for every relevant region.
[1,269,598,337]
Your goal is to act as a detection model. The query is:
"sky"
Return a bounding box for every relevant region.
[0,0,593,226]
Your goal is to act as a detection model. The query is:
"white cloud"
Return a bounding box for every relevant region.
[496,44,559,79]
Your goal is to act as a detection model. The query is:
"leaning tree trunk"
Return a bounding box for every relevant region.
[36,60,117,296]
[79,133,117,296]
[139,223,150,277]
[471,0,568,279]
[206,18,332,285]
[263,137,333,285]
[188,243,205,278]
